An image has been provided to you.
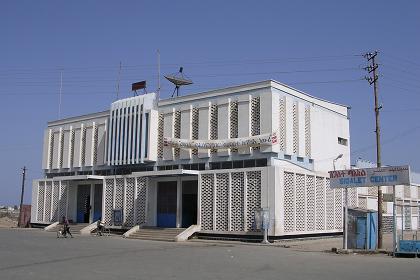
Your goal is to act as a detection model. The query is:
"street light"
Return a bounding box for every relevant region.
[332,153,348,251]
[333,154,343,171]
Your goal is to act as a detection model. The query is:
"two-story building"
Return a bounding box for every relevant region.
[31,80,353,237]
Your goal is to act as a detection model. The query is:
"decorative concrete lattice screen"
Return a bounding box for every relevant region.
[59,130,64,169]
[157,113,164,159]
[59,181,68,219]
[404,206,411,230]
[191,108,199,156]
[215,173,229,231]
[209,104,218,155]
[230,172,244,231]
[283,172,343,234]
[92,124,98,165]
[114,178,124,226]
[200,174,214,231]
[37,182,45,222]
[250,96,260,152]
[368,186,377,197]
[136,177,148,225]
[48,131,54,169]
[278,96,286,152]
[45,182,52,223]
[200,170,262,232]
[404,186,411,198]
[51,181,60,222]
[306,176,315,231]
[229,101,238,153]
[315,176,325,231]
[246,171,262,231]
[80,125,87,166]
[292,103,299,154]
[124,178,135,227]
[173,111,181,159]
[69,128,75,167]
[348,188,358,207]
[359,197,367,209]
[104,178,114,226]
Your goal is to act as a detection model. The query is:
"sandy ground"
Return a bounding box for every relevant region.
[1,228,419,280]
[0,217,17,228]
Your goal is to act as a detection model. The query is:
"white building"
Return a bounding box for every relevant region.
[31,80,354,237]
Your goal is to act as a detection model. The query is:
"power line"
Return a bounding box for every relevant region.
[0,53,363,74]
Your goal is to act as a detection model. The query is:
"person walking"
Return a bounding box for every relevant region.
[61,216,73,238]
[96,217,105,236]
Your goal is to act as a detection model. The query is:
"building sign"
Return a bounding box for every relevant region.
[163,132,278,150]
[329,165,410,189]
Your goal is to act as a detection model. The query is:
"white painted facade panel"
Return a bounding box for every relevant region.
[285,96,294,156]
[217,103,229,157]
[237,98,250,155]
[180,108,192,159]
[198,106,209,158]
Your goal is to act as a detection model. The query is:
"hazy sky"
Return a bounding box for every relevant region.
[1,0,419,205]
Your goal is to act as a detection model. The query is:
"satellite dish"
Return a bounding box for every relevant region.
[164,67,193,97]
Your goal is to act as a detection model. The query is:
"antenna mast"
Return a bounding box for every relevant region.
[116,61,122,100]
[157,49,161,100]
[58,70,63,119]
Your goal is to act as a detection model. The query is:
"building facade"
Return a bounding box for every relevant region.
[32,80,355,236]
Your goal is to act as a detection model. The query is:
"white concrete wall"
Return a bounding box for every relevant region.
[310,103,350,172]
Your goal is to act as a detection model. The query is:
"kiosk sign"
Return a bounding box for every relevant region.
[329,165,410,189]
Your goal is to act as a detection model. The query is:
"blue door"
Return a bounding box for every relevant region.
[157,182,177,227]
[356,217,367,249]
[76,185,91,223]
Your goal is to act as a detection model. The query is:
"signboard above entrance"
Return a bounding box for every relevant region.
[329,165,410,189]
[163,132,278,150]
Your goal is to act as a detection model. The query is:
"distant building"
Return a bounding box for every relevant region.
[31,80,353,237]
[352,159,420,232]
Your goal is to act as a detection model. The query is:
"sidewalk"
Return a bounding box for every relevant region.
[274,232,419,253]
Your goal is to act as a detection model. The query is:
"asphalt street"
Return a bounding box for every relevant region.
[0,228,419,280]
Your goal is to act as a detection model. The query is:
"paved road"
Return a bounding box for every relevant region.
[0,228,419,280]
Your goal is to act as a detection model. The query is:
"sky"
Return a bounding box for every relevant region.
[1,0,419,205]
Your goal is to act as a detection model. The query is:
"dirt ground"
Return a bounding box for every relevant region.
[0,217,17,228]
[0,212,18,228]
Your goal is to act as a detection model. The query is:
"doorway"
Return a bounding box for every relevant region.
[182,181,198,228]
[93,184,103,222]
[76,185,91,223]
[157,181,177,227]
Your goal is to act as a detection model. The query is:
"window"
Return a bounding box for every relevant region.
[338,137,348,146]
[297,157,304,162]
[210,162,220,170]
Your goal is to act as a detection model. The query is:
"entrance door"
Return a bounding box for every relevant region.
[356,217,367,249]
[93,184,103,222]
[182,181,198,228]
[77,185,91,223]
[157,181,177,227]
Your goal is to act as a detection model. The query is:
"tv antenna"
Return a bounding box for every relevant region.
[164,67,193,97]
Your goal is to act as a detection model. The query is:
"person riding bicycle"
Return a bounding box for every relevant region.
[96,217,105,236]
[61,216,73,238]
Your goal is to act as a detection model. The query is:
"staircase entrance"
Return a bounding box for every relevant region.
[157,181,177,227]
[182,181,198,228]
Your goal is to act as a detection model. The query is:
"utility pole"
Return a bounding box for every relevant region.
[18,166,26,227]
[364,51,383,249]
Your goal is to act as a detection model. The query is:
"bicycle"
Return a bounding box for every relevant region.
[95,226,111,236]
[57,227,69,238]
